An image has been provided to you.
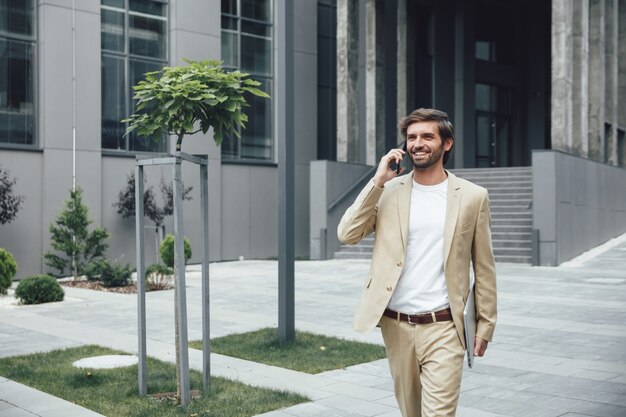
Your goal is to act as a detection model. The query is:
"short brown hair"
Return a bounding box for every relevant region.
[399,108,455,164]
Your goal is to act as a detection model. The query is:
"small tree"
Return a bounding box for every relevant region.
[44,188,109,279]
[124,59,268,404]
[115,171,164,226]
[114,171,193,227]
[123,59,269,151]
[0,248,17,295]
[0,167,25,225]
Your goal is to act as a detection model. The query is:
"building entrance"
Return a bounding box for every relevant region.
[475,83,512,167]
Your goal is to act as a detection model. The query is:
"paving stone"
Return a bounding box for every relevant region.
[0,236,625,417]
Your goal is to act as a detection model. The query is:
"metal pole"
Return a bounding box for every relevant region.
[276,0,295,342]
[135,165,147,396]
[200,163,210,389]
[173,159,191,405]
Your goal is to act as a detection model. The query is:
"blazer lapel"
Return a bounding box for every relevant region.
[397,174,412,252]
[443,172,461,267]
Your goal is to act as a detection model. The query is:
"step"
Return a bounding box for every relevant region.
[491,212,532,220]
[495,255,532,264]
[491,232,532,240]
[490,198,532,205]
[457,174,532,181]
[452,167,531,174]
[492,239,532,249]
[466,179,532,185]
[493,247,532,256]
[460,177,533,181]
[491,225,533,233]
[492,218,532,226]
[339,244,373,253]
[334,252,372,260]
[490,204,532,212]
[488,192,533,199]
[483,190,533,197]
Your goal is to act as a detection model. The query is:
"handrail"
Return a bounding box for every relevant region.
[328,166,377,211]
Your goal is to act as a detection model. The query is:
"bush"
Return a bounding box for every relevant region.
[0,167,25,225]
[90,259,133,288]
[145,263,173,291]
[159,234,192,268]
[44,187,109,278]
[0,248,17,295]
[15,275,64,305]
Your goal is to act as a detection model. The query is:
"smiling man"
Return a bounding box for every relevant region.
[338,108,497,417]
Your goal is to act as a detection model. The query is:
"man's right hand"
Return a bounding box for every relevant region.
[373,148,405,188]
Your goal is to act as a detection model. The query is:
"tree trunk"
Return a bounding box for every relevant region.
[176,132,185,152]
[175,279,181,404]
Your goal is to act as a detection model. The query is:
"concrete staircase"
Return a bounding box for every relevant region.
[334,167,533,264]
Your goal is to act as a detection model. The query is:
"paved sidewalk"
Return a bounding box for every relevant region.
[1,234,625,417]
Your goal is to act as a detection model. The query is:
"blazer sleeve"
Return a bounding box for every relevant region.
[471,191,497,342]
[337,179,384,245]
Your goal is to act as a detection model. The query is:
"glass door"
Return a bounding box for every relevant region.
[475,83,512,167]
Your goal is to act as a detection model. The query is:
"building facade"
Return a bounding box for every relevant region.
[0,0,625,277]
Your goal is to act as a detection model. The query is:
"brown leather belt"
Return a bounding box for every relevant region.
[383,307,453,324]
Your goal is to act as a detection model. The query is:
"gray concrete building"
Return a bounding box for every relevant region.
[0,0,625,278]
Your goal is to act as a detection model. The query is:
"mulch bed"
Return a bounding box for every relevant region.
[149,390,203,403]
[60,280,138,294]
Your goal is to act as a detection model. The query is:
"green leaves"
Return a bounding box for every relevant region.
[44,188,110,278]
[123,60,270,150]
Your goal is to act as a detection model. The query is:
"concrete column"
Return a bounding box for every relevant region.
[572,0,589,157]
[365,0,384,165]
[396,0,407,143]
[605,0,619,166]
[454,0,476,168]
[337,0,360,162]
[551,0,574,154]
[589,0,606,162]
[620,0,626,131]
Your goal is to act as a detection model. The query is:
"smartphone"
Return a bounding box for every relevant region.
[396,141,407,174]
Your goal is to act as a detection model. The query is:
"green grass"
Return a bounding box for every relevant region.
[190,328,387,374]
[0,345,307,417]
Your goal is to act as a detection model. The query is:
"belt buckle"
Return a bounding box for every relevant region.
[407,314,415,325]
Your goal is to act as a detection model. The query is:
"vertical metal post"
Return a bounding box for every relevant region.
[200,162,210,390]
[173,158,191,405]
[276,0,295,342]
[135,165,147,396]
[531,228,540,266]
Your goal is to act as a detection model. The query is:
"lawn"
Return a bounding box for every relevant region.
[190,328,387,374]
[0,345,307,417]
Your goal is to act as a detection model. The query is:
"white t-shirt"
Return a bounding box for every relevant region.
[387,178,449,314]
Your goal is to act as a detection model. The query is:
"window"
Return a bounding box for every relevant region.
[221,0,273,161]
[317,0,336,161]
[101,0,167,153]
[0,0,35,146]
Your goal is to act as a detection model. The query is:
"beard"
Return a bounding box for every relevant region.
[409,146,445,169]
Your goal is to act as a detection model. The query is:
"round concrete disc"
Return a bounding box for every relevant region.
[72,355,138,369]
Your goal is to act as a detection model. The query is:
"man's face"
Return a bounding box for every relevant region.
[406,121,453,169]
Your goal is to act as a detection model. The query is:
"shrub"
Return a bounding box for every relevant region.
[159,234,192,268]
[145,263,173,291]
[44,187,109,279]
[0,248,17,295]
[90,259,133,288]
[15,275,64,305]
[0,167,25,225]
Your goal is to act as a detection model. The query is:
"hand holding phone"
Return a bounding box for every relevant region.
[396,141,407,174]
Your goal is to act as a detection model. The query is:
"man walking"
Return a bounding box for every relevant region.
[338,108,497,417]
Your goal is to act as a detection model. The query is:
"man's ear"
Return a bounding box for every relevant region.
[444,138,454,151]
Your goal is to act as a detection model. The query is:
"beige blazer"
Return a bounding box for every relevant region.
[337,171,497,348]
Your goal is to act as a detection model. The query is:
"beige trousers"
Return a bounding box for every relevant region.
[380,316,465,417]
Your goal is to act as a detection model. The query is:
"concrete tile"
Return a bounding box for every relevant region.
[2,252,626,417]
